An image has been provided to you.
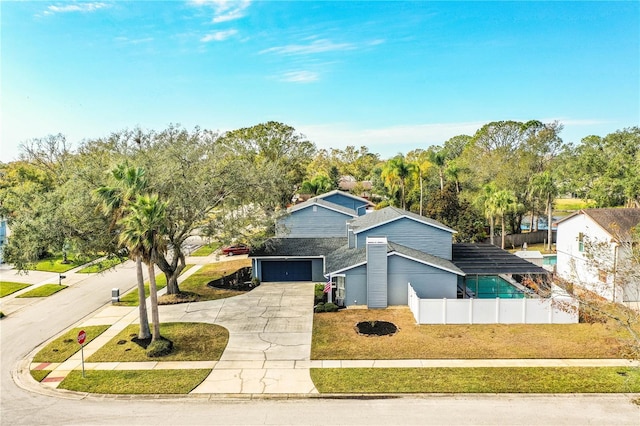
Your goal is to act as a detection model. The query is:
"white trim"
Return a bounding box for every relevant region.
[388,252,465,276]
[353,215,456,235]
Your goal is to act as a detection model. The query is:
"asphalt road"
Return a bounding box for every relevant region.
[1,262,639,426]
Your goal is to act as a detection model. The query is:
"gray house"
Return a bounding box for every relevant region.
[251,190,548,311]
[276,190,373,238]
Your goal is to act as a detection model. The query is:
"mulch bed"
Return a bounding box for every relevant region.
[355,321,398,336]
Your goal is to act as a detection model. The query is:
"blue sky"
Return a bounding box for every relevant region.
[2,1,638,162]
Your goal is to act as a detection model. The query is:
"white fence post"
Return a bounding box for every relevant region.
[496,298,500,323]
[442,298,447,324]
[522,297,527,324]
[469,298,474,324]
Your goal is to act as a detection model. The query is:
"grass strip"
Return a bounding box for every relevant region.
[190,243,221,256]
[115,265,194,306]
[76,257,124,273]
[0,281,31,297]
[33,325,111,363]
[30,255,98,273]
[173,259,251,302]
[311,367,640,393]
[87,322,228,362]
[59,369,211,394]
[30,370,51,382]
[17,284,68,298]
[312,308,630,359]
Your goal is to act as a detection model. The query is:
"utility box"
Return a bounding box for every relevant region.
[111,288,120,303]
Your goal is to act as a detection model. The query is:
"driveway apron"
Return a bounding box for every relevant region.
[161,282,318,394]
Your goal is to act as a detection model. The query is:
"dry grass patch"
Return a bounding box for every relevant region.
[311,367,640,393]
[162,258,251,303]
[312,307,628,359]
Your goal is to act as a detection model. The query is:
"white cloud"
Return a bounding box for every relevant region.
[279,71,319,83]
[296,121,487,157]
[200,29,238,42]
[190,0,251,23]
[44,2,110,15]
[260,39,356,55]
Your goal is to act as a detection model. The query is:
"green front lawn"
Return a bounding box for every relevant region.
[31,255,97,273]
[164,259,251,303]
[190,243,221,256]
[32,325,111,363]
[30,370,52,382]
[115,265,194,306]
[59,369,211,394]
[0,281,31,297]
[555,198,596,211]
[312,308,630,359]
[311,367,640,393]
[16,284,68,298]
[87,322,228,362]
[76,257,124,273]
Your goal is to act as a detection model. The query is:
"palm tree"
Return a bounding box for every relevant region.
[119,194,168,342]
[477,183,498,245]
[429,150,447,192]
[381,156,418,209]
[491,189,519,249]
[530,171,558,251]
[95,163,151,340]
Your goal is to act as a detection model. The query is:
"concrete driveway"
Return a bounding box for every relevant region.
[160,281,318,394]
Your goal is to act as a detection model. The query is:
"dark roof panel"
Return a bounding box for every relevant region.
[452,243,549,275]
[250,238,347,257]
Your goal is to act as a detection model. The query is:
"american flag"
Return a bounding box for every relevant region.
[323,280,331,293]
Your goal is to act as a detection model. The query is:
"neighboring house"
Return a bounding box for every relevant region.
[0,218,6,263]
[556,208,640,303]
[276,190,373,238]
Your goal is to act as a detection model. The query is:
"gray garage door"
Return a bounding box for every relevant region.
[261,260,312,282]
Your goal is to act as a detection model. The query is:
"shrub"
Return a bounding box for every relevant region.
[314,284,327,305]
[145,338,174,358]
[314,302,325,313]
[323,302,339,312]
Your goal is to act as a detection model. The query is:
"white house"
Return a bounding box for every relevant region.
[556,208,640,304]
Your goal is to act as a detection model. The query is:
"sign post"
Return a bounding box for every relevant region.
[77,330,86,378]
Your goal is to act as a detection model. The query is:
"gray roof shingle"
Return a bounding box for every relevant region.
[582,208,640,242]
[288,197,357,217]
[250,238,347,257]
[348,206,456,234]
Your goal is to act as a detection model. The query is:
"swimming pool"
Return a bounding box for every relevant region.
[543,255,557,265]
[465,276,526,299]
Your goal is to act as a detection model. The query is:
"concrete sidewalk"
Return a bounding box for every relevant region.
[16,257,640,397]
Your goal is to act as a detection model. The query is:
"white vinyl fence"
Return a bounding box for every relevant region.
[408,283,578,324]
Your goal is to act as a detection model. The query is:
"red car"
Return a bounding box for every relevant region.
[222,244,250,256]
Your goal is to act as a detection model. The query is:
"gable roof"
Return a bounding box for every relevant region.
[250,238,347,257]
[315,189,375,207]
[348,206,456,234]
[288,197,358,217]
[452,243,549,275]
[324,241,464,276]
[561,208,640,242]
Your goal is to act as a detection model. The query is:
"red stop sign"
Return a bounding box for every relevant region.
[77,330,87,345]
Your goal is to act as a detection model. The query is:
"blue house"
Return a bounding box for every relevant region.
[251,190,548,311]
[276,190,373,239]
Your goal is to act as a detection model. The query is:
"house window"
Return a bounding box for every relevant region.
[578,232,584,252]
[598,269,607,283]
